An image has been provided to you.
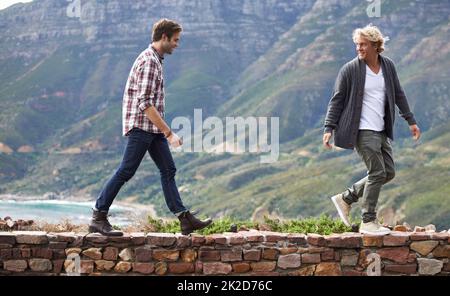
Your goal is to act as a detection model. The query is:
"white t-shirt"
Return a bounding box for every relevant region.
[359,65,386,131]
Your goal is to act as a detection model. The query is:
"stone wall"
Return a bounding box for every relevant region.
[0,231,449,276]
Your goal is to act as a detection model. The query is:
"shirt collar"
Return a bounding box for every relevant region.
[150,45,164,63]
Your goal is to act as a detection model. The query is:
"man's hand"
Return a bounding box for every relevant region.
[167,132,183,148]
[323,132,333,149]
[410,124,421,141]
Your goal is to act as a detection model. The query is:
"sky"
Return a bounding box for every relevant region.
[0,0,33,10]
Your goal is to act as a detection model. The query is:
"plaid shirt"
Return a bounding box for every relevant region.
[122,46,165,136]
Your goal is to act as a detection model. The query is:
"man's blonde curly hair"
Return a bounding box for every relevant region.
[352,24,387,53]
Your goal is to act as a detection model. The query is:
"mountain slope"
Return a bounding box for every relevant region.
[0,0,313,151]
[219,0,450,141]
[0,0,449,229]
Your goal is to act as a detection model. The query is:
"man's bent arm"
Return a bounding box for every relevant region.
[135,58,172,137]
[144,106,171,137]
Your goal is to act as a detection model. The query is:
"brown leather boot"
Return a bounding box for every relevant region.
[178,211,212,235]
[88,209,123,236]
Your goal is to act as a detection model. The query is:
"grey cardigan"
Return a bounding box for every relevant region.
[324,55,417,149]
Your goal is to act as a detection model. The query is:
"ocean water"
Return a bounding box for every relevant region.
[0,199,142,226]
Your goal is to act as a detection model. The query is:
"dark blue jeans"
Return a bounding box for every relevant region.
[95,128,187,215]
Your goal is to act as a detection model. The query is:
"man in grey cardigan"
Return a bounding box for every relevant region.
[323,25,421,235]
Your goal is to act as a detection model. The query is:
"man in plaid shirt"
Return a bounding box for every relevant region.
[90,19,212,236]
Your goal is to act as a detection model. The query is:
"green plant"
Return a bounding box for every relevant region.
[141,214,352,235]
[146,216,180,233]
[197,216,257,235]
[263,214,353,235]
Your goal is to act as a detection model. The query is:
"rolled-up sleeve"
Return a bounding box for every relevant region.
[137,59,158,112]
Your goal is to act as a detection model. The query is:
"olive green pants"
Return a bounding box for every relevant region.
[342,130,395,223]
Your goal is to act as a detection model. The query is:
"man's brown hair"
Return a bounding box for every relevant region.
[152,19,183,42]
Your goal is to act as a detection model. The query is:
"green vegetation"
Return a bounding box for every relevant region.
[262,215,354,235]
[143,214,352,235]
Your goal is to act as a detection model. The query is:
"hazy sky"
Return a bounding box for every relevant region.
[0,0,33,10]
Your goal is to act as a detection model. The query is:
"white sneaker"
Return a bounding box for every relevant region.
[331,193,351,226]
[359,221,391,235]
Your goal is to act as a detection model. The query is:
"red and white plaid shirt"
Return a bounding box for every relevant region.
[122,46,165,136]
